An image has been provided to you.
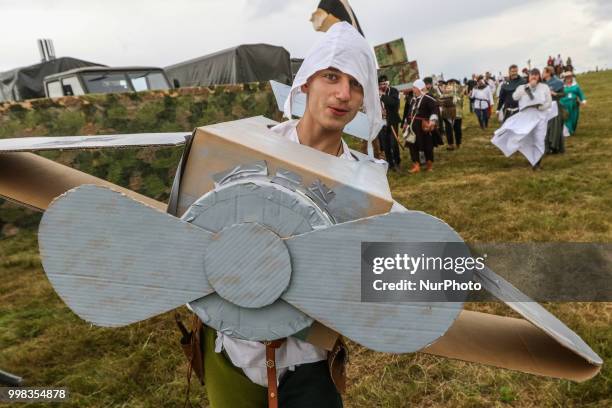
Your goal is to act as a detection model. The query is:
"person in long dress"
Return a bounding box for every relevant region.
[543,66,566,153]
[559,71,587,136]
[491,68,554,170]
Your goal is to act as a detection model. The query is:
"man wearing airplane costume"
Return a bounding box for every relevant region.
[186,22,602,408]
[10,21,601,408]
[200,22,383,407]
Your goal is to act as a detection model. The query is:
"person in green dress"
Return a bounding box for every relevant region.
[559,71,587,136]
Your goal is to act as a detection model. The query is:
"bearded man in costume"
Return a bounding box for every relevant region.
[497,64,526,123]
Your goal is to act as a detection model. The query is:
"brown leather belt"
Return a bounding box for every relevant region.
[263,339,286,408]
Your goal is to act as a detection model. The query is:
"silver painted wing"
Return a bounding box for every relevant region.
[39,185,214,327]
[0,152,166,211]
[0,133,188,152]
[282,211,466,353]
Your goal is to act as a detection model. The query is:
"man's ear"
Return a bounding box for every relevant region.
[300,83,309,94]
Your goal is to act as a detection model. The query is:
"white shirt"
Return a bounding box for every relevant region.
[470,86,494,110]
[215,119,354,388]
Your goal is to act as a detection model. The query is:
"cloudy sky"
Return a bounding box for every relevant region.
[1,0,611,79]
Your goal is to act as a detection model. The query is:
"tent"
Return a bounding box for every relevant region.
[165,44,292,88]
[0,57,104,102]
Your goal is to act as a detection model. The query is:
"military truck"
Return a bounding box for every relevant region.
[43,66,172,98]
[0,56,102,102]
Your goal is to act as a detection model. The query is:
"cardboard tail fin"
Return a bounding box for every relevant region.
[422,310,602,382]
[0,152,166,211]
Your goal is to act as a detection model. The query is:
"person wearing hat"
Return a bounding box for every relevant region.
[402,78,439,173]
[559,71,586,136]
[378,74,401,171]
[191,22,384,408]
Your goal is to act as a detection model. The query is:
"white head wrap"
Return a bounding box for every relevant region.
[412,79,426,91]
[283,22,383,157]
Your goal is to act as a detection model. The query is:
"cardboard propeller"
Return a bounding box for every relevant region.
[39,183,466,353]
[0,117,603,382]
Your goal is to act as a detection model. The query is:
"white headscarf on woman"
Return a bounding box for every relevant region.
[283,22,383,157]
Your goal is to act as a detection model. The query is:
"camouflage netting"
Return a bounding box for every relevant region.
[0,83,281,237]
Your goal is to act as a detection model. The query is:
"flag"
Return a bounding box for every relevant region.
[310,0,364,36]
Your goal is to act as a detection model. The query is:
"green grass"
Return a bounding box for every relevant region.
[1,71,611,407]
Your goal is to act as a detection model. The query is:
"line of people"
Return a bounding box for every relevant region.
[373,59,586,175]
[375,74,466,174]
[547,54,573,77]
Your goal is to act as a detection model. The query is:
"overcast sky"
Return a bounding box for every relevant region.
[1,0,611,79]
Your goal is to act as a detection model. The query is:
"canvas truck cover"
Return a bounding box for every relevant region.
[165,44,292,88]
[0,57,104,102]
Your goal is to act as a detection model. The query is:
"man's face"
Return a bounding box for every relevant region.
[425,83,432,90]
[413,87,422,96]
[509,67,518,79]
[301,68,364,131]
[542,70,551,80]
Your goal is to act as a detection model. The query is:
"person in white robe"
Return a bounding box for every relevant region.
[491,68,554,169]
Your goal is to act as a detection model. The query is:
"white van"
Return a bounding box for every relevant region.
[43,66,172,97]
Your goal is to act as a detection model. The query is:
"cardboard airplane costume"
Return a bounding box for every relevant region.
[0,114,603,384]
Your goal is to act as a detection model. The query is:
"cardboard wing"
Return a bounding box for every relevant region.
[0,132,188,211]
[0,132,187,152]
[424,310,601,382]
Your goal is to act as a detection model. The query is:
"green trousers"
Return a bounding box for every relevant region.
[203,326,343,408]
[203,326,268,407]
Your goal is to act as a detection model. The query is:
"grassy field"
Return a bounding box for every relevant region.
[1,70,611,407]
